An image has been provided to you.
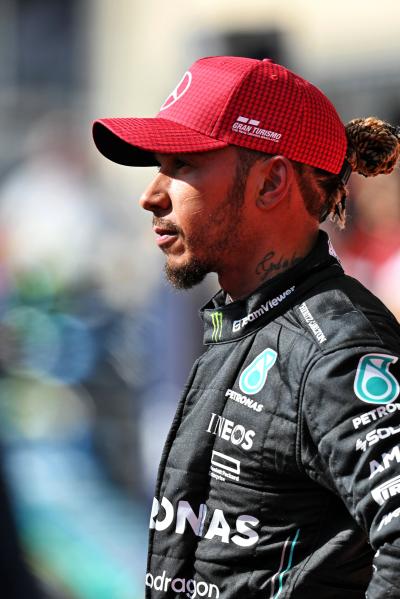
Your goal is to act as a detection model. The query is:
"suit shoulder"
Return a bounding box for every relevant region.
[288,274,400,353]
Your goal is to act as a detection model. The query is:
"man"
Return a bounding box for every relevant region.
[93,56,400,598]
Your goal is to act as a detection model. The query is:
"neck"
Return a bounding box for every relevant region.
[218,230,319,300]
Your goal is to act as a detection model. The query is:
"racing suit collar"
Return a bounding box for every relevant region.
[200,231,344,344]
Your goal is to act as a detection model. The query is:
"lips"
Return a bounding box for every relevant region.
[153,226,179,248]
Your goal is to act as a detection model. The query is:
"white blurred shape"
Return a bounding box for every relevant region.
[0,155,99,285]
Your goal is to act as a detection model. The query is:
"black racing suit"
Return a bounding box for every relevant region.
[146,231,400,598]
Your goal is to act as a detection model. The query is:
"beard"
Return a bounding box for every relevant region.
[164,257,210,289]
[159,157,248,290]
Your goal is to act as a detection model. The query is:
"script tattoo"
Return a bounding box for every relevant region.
[255,251,303,282]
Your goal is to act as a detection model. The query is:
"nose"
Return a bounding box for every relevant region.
[139,172,171,214]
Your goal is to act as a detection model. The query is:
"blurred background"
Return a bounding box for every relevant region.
[0,1,399,597]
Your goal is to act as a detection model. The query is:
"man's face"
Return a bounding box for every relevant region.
[139,146,252,289]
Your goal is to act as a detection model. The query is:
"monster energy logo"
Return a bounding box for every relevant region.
[211,312,223,342]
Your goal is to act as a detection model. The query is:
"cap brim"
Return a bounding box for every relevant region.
[92,117,228,166]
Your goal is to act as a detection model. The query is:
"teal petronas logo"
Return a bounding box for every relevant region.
[211,311,223,342]
[354,354,400,404]
[239,348,277,395]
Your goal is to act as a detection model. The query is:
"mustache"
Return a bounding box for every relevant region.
[152,217,183,236]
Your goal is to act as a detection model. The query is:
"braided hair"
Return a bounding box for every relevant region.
[307,117,400,229]
[346,117,400,177]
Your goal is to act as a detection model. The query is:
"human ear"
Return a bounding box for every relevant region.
[256,156,294,210]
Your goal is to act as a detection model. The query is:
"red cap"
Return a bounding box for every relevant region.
[93,56,347,174]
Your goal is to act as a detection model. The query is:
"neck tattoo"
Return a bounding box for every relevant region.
[255,250,303,282]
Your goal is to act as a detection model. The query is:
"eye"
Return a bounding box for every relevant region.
[155,155,192,174]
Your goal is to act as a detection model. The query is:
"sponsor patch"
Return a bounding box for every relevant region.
[160,70,192,111]
[371,474,400,505]
[145,570,220,598]
[377,506,400,531]
[225,388,263,412]
[354,354,399,405]
[233,286,295,332]
[239,348,277,396]
[356,425,400,452]
[149,495,259,549]
[210,450,240,482]
[207,413,255,450]
[211,311,223,342]
[352,403,400,429]
[298,302,326,344]
[232,115,282,142]
[369,444,400,480]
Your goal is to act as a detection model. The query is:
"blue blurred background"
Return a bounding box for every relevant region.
[0,1,399,597]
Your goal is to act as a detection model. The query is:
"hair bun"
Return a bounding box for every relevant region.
[345,116,400,177]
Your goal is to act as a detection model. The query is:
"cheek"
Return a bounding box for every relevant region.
[170,181,203,213]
